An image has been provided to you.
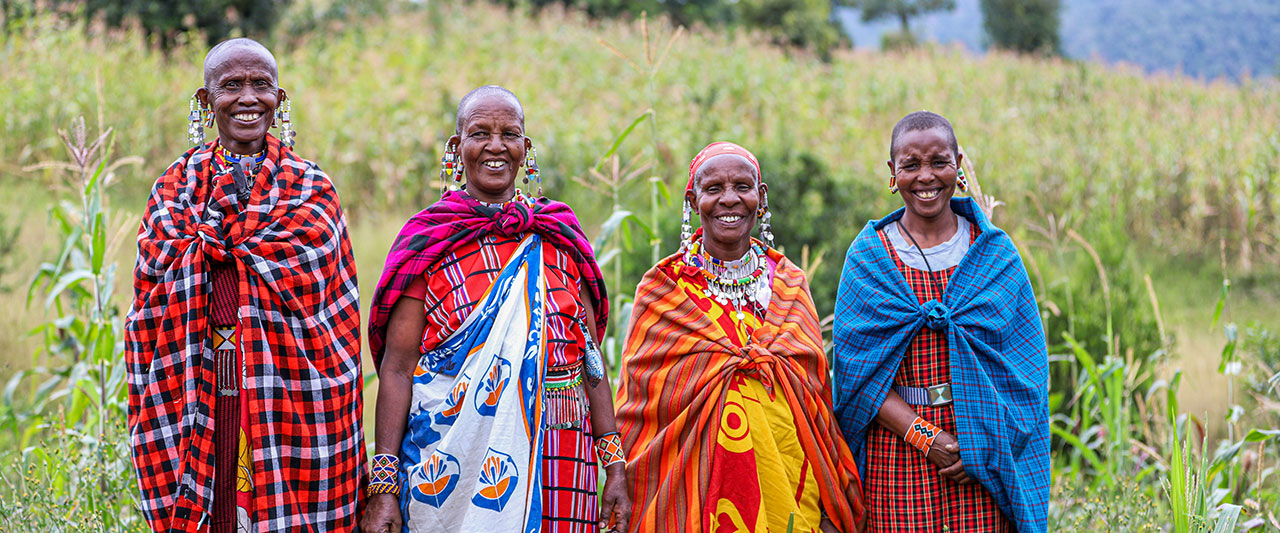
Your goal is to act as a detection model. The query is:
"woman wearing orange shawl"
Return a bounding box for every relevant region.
[615,142,866,532]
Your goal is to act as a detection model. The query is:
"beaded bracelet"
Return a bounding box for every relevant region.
[594,432,626,468]
[904,416,942,454]
[368,453,401,498]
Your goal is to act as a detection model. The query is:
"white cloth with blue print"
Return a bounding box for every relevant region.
[399,235,548,533]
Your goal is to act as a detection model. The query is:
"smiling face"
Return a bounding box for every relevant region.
[687,154,765,260]
[197,44,283,155]
[889,127,963,223]
[449,94,527,203]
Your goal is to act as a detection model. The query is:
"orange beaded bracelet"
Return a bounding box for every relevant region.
[905,416,942,454]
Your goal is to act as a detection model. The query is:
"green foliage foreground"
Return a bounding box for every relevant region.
[1,2,1279,530]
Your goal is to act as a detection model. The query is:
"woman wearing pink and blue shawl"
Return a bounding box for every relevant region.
[361,86,631,533]
[832,111,1048,532]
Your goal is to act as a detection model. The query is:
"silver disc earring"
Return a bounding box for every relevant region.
[188,94,206,147]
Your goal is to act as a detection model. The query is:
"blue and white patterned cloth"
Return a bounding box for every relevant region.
[832,197,1050,532]
[399,234,548,532]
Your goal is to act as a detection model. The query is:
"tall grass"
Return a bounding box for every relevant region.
[3,3,1277,259]
[1,1,1279,529]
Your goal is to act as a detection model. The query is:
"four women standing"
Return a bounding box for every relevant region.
[127,40,1047,532]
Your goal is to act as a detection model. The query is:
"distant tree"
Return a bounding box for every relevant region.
[981,0,1060,54]
[843,0,955,37]
[2,0,36,35]
[509,0,734,28]
[74,0,291,50]
[510,0,847,59]
[738,0,848,59]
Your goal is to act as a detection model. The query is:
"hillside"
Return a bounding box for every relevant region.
[838,0,1280,80]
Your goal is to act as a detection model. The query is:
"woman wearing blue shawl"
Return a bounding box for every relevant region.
[832,111,1048,532]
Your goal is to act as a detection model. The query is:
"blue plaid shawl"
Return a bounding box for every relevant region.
[832,197,1049,532]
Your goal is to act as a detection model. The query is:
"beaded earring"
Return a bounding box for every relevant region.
[956,166,968,192]
[758,191,774,249]
[440,143,463,196]
[888,174,899,194]
[679,199,693,252]
[524,144,542,196]
[187,93,209,147]
[276,98,295,148]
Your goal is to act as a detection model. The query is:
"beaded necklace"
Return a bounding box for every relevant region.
[472,189,535,208]
[685,239,769,320]
[214,144,267,177]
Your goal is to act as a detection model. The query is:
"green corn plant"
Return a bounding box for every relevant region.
[576,114,659,371]
[0,117,143,530]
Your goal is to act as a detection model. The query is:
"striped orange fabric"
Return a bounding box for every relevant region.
[616,248,866,532]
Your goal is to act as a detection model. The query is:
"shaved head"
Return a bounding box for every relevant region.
[890,110,958,160]
[455,85,524,134]
[204,38,278,87]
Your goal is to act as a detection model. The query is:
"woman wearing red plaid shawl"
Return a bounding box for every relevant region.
[614,142,865,533]
[126,39,364,532]
[362,86,631,533]
[832,111,1049,532]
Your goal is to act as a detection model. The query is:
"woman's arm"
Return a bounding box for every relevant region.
[580,290,632,532]
[875,390,972,485]
[359,295,426,532]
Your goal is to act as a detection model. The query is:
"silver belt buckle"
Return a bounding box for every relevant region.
[928,383,953,406]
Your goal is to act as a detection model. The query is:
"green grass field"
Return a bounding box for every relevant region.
[2,2,1279,529]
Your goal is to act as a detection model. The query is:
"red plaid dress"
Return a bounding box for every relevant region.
[864,225,1015,532]
[402,233,598,532]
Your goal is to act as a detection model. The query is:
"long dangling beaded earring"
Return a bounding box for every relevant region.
[524,144,541,196]
[888,174,899,194]
[956,166,968,192]
[440,143,463,196]
[679,199,693,253]
[276,98,295,148]
[758,191,774,249]
[188,93,208,147]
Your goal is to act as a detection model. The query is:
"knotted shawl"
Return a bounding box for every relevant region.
[126,134,365,531]
[616,249,865,533]
[368,190,607,368]
[832,197,1049,532]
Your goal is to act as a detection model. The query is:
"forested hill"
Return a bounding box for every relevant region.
[838,0,1280,81]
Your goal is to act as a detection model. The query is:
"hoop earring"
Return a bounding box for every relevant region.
[188,94,208,147]
[680,199,693,252]
[956,166,968,192]
[888,174,898,194]
[440,143,463,196]
[276,98,295,148]
[758,191,774,249]
[524,144,541,196]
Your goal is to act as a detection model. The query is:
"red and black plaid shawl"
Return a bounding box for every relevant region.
[126,134,365,532]
[368,190,608,368]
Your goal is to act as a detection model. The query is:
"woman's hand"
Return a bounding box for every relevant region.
[926,430,973,485]
[598,463,632,532]
[359,493,402,533]
[819,515,841,533]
